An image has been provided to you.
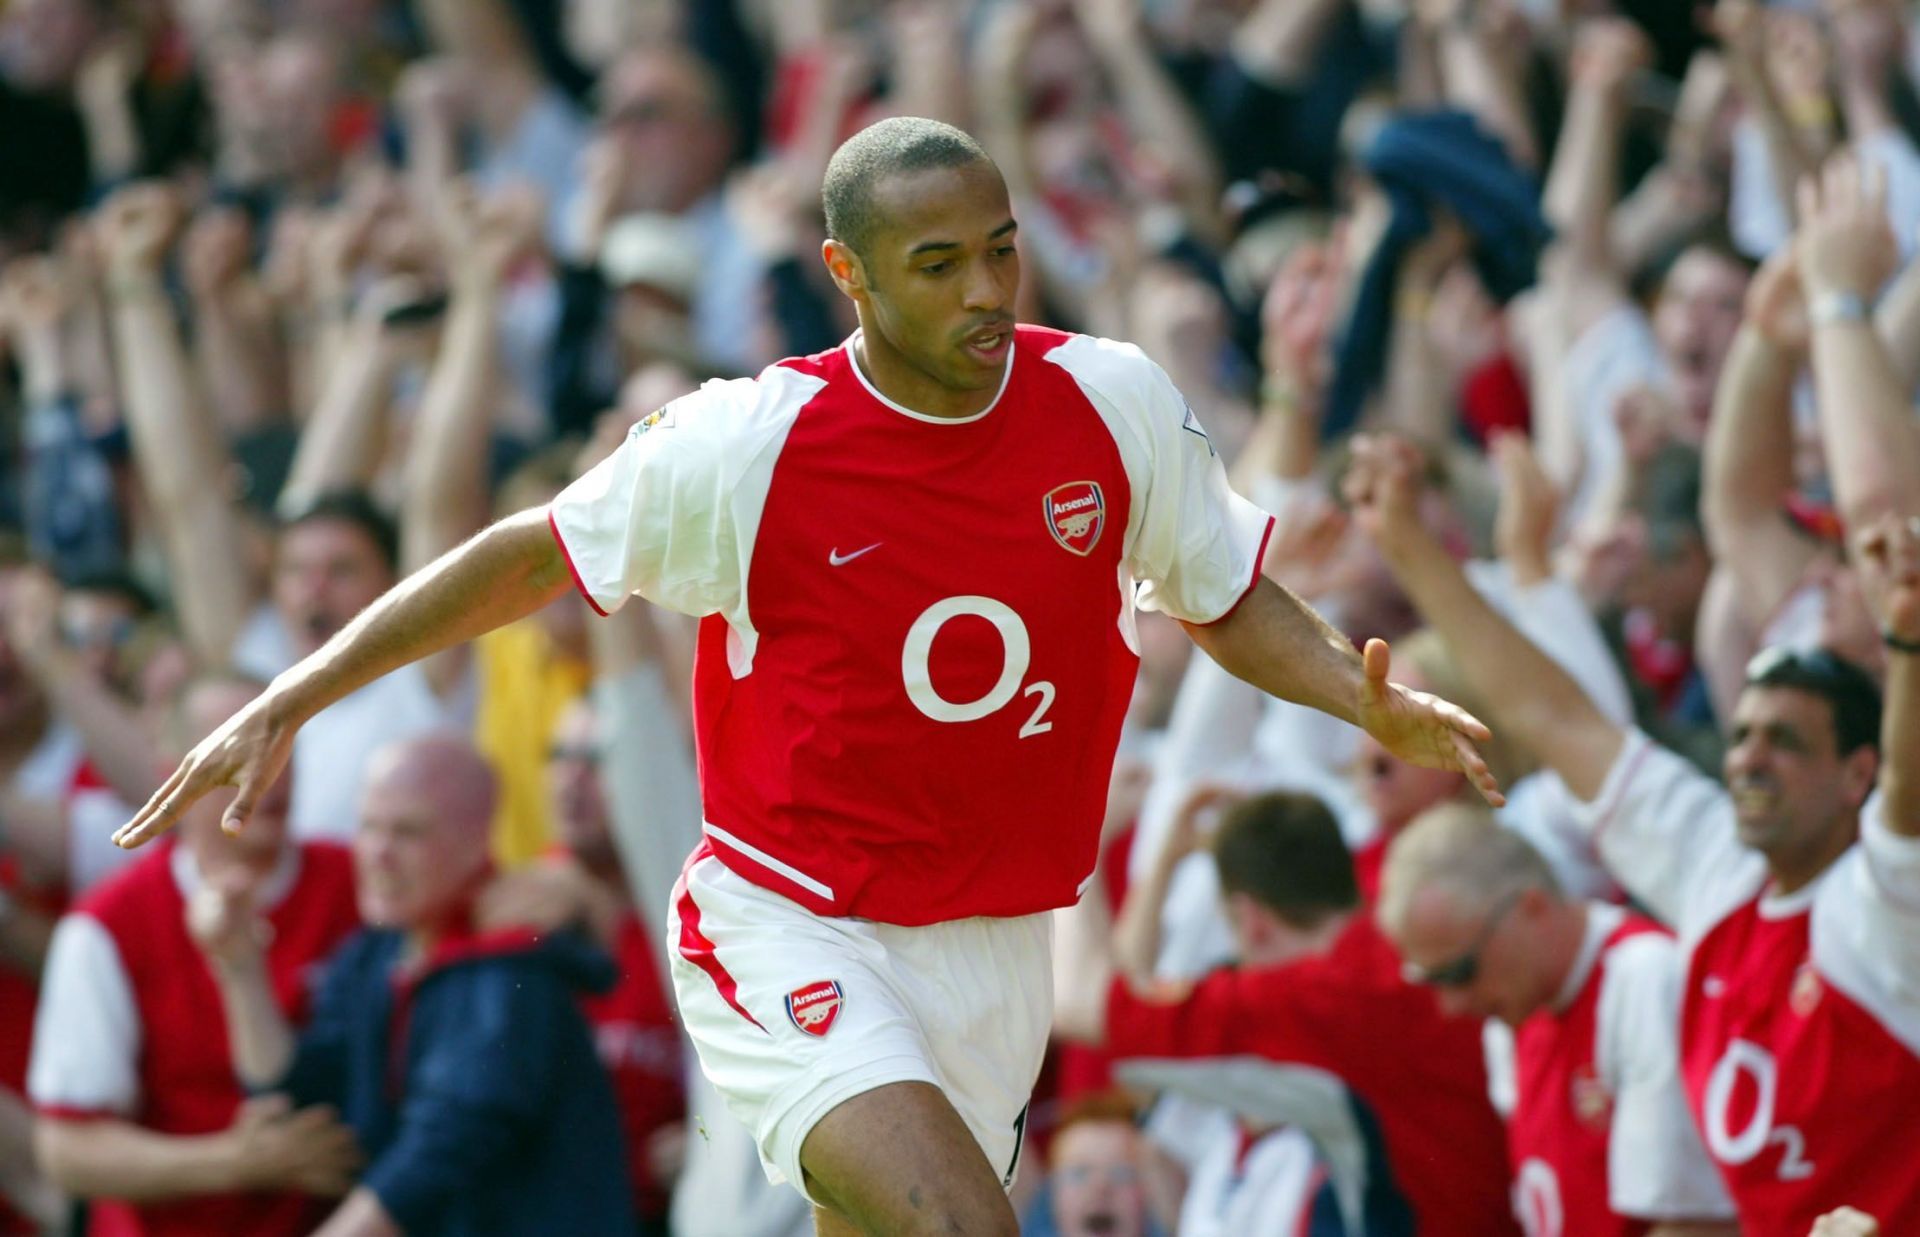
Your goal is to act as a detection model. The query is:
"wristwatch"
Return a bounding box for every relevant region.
[1810,290,1870,328]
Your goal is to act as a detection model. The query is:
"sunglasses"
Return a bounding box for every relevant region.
[1402,889,1523,989]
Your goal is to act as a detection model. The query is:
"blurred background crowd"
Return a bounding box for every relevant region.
[1,0,1918,1234]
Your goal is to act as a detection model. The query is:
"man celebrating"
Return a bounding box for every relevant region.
[115,117,1496,1237]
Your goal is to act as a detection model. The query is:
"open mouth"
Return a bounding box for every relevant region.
[963,323,1012,363]
[1079,1213,1118,1236]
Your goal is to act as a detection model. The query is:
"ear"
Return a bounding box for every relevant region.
[822,238,866,299]
[1842,745,1881,810]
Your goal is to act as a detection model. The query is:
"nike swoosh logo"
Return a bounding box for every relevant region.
[828,543,882,567]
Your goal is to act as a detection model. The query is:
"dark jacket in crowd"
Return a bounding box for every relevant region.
[278,925,636,1236]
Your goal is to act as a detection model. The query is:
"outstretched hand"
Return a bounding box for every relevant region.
[113,693,295,849]
[1356,637,1504,808]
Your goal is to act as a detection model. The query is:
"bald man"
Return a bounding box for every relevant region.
[1377,805,1734,1237]
[197,734,635,1237]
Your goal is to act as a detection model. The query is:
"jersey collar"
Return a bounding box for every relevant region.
[171,841,303,913]
[1553,902,1626,1012]
[843,330,1014,425]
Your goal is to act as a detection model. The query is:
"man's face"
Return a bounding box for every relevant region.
[1388,884,1547,1027]
[1652,248,1748,421]
[354,777,486,929]
[600,50,732,214]
[1723,685,1871,860]
[549,702,615,870]
[0,0,97,91]
[273,518,393,657]
[0,571,46,735]
[846,162,1021,397]
[1049,1121,1148,1237]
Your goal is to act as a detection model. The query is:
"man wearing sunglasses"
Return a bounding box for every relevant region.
[1345,432,1920,1234]
[1378,803,1736,1237]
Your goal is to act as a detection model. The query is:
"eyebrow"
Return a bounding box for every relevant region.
[906,220,1019,258]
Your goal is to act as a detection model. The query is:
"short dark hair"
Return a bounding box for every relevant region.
[279,489,399,574]
[821,117,994,262]
[1744,646,1882,756]
[1211,792,1359,930]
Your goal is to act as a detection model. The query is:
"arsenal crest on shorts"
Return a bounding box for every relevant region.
[1045,481,1106,557]
[786,980,844,1037]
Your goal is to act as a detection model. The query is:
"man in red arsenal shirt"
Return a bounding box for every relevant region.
[1347,429,1920,1234]
[28,676,362,1236]
[112,118,1498,1236]
[1054,791,1518,1235]
[1378,803,1735,1237]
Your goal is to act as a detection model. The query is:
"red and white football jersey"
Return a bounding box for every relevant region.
[28,839,360,1237]
[550,328,1271,925]
[1509,904,1733,1237]
[1578,731,1920,1232]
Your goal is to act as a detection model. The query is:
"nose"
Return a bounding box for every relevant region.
[962,260,1007,314]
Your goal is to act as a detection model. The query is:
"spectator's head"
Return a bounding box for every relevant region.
[548,696,617,876]
[1377,802,1573,1026]
[274,491,398,658]
[601,211,701,365]
[1728,647,1880,877]
[165,673,291,867]
[56,567,156,691]
[821,118,1014,399]
[1650,239,1751,423]
[0,563,49,744]
[1619,444,1710,639]
[0,0,102,93]
[1048,1091,1150,1237]
[599,44,736,215]
[207,28,349,190]
[1212,791,1359,966]
[355,734,498,932]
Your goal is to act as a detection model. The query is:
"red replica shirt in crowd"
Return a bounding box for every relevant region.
[583,911,686,1222]
[28,839,360,1237]
[1579,731,1920,1232]
[550,328,1270,925]
[1101,916,1518,1236]
[1509,906,1732,1237]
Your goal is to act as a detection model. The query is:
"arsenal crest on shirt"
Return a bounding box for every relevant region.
[786,980,844,1037]
[1045,481,1106,557]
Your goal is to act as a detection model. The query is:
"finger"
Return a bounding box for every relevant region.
[113,760,195,848]
[1796,172,1821,225]
[1436,696,1495,743]
[222,772,262,837]
[1453,732,1507,808]
[1362,638,1392,694]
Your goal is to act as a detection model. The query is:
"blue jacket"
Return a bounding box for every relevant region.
[280,926,637,1236]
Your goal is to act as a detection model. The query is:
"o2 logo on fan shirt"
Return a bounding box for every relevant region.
[1044,481,1106,557]
[786,980,844,1037]
[1703,1039,1815,1181]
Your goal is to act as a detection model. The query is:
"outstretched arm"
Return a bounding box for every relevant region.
[1185,579,1503,805]
[1855,515,1920,836]
[1343,435,1626,803]
[115,509,572,848]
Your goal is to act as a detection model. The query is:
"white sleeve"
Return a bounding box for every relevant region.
[595,662,703,974]
[1558,307,1667,529]
[1044,336,1273,624]
[1807,795,1920,1059]
[27,914,141,1116]
[1596,935,1737,1221]
[547,368,823,618]
[1571,730,1767,938]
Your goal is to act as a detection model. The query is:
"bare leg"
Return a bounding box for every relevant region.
[800,1081,1016,1237]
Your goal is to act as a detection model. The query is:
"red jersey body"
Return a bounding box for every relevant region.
[582,910,686,1222]
[1102,916,1519,1236]
[1580,731,1920,1232]
[551,328,1271,924]
[28,840,361,1237]
[1509,906,1729,1237]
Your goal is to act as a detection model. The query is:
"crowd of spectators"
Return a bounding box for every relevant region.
[1,0,1918,1234]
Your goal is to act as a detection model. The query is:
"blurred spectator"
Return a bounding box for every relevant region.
[28,674,362,1236]
[1055,788,1518,1235]
[1021,1091,1166,1237]
[200,734,634,1235]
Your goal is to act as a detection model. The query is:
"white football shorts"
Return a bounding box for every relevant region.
[666,845,1052,1203]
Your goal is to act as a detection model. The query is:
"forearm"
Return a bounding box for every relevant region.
[1884,647,1919,836]
[314,1187,402,1237]
[1381,531,1622,799]
[1876,256,1920,394]
[1543,81,1628,273]
[1232,0,1347,87]
[1809,320,1920,527]
[35,1118,240,1201]
[1701,328,1812,619]
[28,653,161,804]
[1381,301,1452,445]
[211,958,297,1087]
[1051,883,1116,1044]
[1438,24,1538,168]
[401,283,498,573]
[266,509,570,727]
[1727,60,1821,222]
[1181,579,1364,728]
[280,321,396,514]
[1229,385,1320,491]
[1110,848,1177,983]
[110,280,255,662]
[192,287,289,435]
